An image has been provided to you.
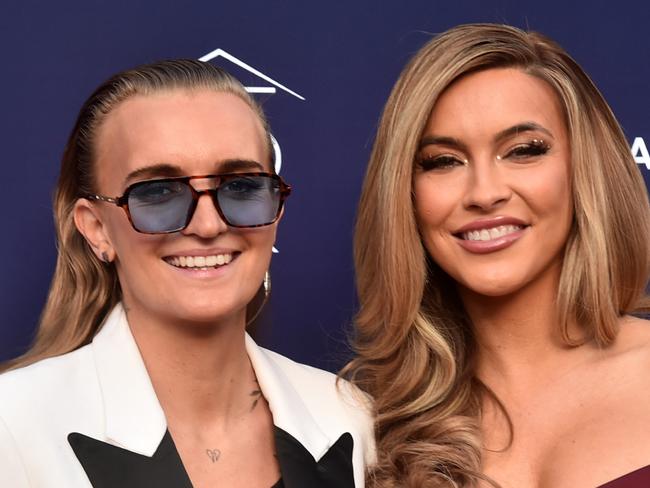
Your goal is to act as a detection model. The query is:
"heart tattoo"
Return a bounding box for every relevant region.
[206,449,221,463]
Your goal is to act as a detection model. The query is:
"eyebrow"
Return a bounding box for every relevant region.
[418,135,467,151]
[218,159,266,173]
[124,164,184,186]
[123,159,267,187]
[419,122,554,150]
[493,122,553,143]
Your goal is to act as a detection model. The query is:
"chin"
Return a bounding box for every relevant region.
[166,296,247,326]
[456,273,525,298]
[465,285,520,298]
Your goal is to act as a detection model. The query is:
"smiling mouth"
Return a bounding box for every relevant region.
[164,253,236,270]
[458,224,525,241]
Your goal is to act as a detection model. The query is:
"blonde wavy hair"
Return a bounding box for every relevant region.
[345,24,650,487]
[2,59,272,372]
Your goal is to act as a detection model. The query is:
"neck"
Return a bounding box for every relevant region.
[124,302,256,428]
[462,262,589,389]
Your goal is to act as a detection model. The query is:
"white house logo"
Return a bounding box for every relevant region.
[198,48,305,175]
[199,49,303,253]
[632,137,650,171]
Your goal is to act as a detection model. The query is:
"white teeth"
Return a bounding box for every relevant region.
[167,254,234,269]
[462,225,522,241]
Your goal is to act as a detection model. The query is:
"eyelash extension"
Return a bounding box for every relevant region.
[499,139,550,160]
[417,154,466,171]
[416,139,550,170]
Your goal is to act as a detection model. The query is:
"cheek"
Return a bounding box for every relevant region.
[260,227,278,257]
[242,225,278,263]
[103,207,162,265]
[413,176,458,231]
[524,164,573,225]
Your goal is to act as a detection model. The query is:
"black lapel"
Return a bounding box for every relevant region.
[68,430,193,488]
[274,428,355,488]
[69,427,355,487]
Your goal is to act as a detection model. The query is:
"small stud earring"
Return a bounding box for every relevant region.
[101,251,110,263]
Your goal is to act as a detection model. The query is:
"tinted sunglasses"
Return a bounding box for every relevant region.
[85,172,291,234]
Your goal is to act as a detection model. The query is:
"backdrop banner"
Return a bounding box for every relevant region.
[2,1,649,370]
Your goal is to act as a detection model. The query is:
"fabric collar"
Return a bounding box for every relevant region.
[245,334,331,461]
[91,303,167,457]
[90,303,333,461]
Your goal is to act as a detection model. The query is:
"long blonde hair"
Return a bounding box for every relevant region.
[346,24,650,487]
[3,60,272,372]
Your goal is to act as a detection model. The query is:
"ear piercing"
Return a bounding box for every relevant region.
[100,251,111,263]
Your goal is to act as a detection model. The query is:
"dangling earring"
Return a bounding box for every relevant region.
[246,271,271,327]
[263,270,271,300]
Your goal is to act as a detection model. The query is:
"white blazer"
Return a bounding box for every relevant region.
[0,304,374,487]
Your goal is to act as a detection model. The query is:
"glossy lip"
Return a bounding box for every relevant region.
[453,216,529,254]
[454,215,528,234]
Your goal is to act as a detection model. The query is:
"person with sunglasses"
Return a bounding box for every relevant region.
[0,60,373,488]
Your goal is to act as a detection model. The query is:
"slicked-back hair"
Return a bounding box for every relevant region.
[3,60,273,372]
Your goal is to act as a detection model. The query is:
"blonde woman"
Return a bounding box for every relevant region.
[347,24,650,488]
[0,60,373,488]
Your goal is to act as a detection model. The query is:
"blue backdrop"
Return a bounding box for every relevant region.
[2,0,650,370]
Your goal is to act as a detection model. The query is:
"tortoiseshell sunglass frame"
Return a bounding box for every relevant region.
[84,172,292,234]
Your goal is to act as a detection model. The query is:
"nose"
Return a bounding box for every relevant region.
[181,193,228,238]
[462,158,512,211]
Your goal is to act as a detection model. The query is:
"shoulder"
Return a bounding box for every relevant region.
[259,347,342,390]
[0,345,101,486]
[612,314,650,359]
[0,414,31,487]
[0,345,98,426]
[261,346,373,417]
[253,345,376,463]
[0,345,93,396]
[594,314,650,404]
[565,316,650,482]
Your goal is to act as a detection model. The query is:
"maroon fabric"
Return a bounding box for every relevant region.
[598,465,650,487]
